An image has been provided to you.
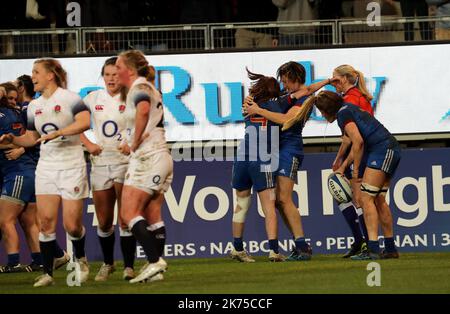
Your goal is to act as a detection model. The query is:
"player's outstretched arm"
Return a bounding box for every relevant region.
[244,100,298,125]
[37,111,90,144]
[0,131,40,148]
[291,78,336,99]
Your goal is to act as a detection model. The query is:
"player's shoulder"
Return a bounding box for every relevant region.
[83,89,102,103]
[55,87,82,104]
[28,97,41,111]
[133,81,155,95]
[0,106,9,119]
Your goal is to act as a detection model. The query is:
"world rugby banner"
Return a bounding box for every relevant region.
[83,147,450,260]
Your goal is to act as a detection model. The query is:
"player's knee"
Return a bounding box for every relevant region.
[19,212,35,228]
[119,210,131,226]
[63,222,82,237]
[97,223,113,233]
[39,216,55,233]
[275,193,291,211]
[233,195,251,223]
[374,194,386,208]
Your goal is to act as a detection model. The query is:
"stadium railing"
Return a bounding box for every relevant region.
[0,16,449,58]
[0,28,80,57]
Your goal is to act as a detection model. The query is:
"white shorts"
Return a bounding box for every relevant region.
[124,150,173,195]
[90,164,128,191]
[35,166,89,200]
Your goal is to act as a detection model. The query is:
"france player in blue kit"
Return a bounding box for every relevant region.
[231,70,284,262]
[284,91,400,260]
[0,86,42,273]
[244,62,334,261]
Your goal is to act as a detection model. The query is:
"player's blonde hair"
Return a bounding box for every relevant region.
[34,58,67,89]
[283,91,342,131]
[119,50,150,78]
[334,64,373,102]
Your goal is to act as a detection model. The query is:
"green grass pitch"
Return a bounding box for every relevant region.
[1,252,449,294]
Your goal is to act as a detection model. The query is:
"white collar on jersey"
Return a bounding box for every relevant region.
[130,76,148,89]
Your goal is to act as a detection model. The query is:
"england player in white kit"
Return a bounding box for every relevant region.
[115,50,173,283]
[80,57,136,281]
[0,59,91,287]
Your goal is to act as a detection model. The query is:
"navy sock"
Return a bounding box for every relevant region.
[130,219,159,263]
[54,241,64,258]
[368,240,380,254]
[269,239,279,254]
[384,237,397,253]
[7,253,20,266]
[150,226,166,257]
[98,232,115,265]
[357,210,369,241]
[294,237,309,253]
[340,204,364,245]
[31,252,42,265]
[40,240,55,276]
[233,237,244,251]
[120,235,136,269]
[71,232,86,259]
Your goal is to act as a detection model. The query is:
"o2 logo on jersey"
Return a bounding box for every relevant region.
[102,120,122,141]
[41,123,66,140]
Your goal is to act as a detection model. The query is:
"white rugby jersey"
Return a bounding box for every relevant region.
[84,89,129,166]
[125,77,168,154]
[27,87,88,170]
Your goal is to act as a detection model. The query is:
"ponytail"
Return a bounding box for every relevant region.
[355,70,373,102]
[282,95,315,131]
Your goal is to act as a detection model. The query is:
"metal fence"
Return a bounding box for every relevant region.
[0,16,449,58]
[0,28,79,57]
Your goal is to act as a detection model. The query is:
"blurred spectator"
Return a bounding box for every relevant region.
[125,0,179,51]
[272,0,319,47]
[234,0,278,49]
[394,0,433,41]
[178,0,232,50]
[317,0,343,44]
[426,0,450,40]
[0,0,51,56]
[179,0,232,24]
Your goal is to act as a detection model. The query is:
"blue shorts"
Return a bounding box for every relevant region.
[366,147,401,176]
[344,152,368,180]
[232,160,275,192]
[274,150,303,182]
[1,172,36,205]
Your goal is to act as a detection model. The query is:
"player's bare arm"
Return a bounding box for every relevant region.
[37,110,90,144]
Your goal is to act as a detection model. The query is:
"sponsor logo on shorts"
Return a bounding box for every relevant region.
[371,161,377,166]
[152,175,161,184]
[74,186,80,193]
